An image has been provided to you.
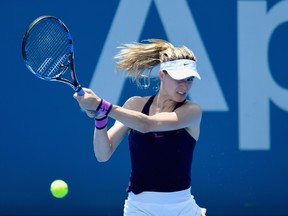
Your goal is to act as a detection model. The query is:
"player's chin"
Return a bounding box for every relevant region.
[175,92,187,101]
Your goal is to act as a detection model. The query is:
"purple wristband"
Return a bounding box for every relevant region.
[96,99,113,116]
[95,116,108,130]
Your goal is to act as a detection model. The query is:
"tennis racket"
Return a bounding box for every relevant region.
[22,15,85,96]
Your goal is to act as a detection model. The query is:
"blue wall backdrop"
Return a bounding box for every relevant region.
[0,0,287,215]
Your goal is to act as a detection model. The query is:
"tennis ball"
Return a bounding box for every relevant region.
[50,179,68,198]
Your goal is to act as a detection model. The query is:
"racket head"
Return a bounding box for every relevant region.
[22,16,74,81]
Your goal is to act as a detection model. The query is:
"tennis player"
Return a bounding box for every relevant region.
[74,39,207,216]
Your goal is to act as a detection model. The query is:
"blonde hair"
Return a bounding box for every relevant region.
[114,39,197,87]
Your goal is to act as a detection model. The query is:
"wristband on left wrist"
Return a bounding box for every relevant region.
[96,99,113,116]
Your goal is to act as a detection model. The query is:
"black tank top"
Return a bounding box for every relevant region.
[127,95,197,194]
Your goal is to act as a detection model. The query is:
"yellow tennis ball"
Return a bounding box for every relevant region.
[50,179,68,198]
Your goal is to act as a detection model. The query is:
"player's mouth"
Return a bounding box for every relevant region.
[177,91,186,96]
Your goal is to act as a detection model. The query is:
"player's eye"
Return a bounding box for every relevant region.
[186,76,195,82]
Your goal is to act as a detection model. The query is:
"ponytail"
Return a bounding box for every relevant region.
[114,39,196,87]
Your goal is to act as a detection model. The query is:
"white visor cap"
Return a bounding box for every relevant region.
[160,59,201,80]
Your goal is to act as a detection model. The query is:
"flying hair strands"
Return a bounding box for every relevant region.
[114,39,197,88]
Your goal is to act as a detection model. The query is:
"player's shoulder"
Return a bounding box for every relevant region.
[183,100,202,114]
[123,95,151,111]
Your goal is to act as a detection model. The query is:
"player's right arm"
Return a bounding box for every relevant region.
[93,96,145,162]
[93,120,128,162]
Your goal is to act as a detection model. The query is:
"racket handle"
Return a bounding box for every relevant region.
[77,88,85,96]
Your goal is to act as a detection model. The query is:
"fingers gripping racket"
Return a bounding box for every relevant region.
[22,16,85,96]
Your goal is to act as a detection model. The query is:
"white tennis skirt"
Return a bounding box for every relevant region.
[123,188,202,216]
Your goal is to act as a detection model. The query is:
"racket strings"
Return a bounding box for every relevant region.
[24,19,72,78]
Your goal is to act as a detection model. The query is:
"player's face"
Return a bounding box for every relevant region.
[160,70,194,102]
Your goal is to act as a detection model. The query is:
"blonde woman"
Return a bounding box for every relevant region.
[74,39,207,216]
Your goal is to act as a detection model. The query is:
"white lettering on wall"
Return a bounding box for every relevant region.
[89,0,228,111]
[89,0,288,151]
[238,0,288,150]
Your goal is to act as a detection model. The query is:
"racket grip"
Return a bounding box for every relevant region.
[77,88,85,96]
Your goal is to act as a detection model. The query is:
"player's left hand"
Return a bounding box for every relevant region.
[73,87,101,111]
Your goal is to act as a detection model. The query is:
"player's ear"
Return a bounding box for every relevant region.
[159,70,165,80]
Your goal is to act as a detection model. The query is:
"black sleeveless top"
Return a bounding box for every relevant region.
[127,95,197,194]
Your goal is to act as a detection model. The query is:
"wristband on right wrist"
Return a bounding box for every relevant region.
[95,116,108,130]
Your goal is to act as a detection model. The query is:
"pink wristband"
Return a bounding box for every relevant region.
[95,116,108,130]
[96,99,113,116]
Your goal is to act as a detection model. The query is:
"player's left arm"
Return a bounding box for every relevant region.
[109,101,202,134]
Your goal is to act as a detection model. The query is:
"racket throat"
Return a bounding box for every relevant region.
[74,85,82,93]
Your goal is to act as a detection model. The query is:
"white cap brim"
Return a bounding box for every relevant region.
[160,59,201,80]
